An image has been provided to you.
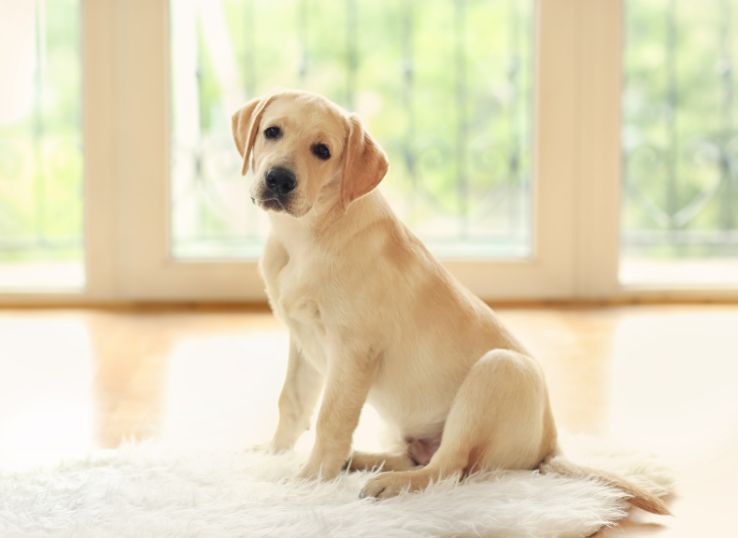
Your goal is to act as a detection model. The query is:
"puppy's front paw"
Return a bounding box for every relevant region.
[298,454,343,481]
[297,462,321,480]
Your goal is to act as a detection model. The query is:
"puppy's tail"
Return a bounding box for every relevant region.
[539,453,671,515]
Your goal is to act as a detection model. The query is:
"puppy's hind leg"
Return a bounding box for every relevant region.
[346,451,417,472]
[360,349,556,499]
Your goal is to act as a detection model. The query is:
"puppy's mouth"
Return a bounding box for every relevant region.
[251,196,286,213]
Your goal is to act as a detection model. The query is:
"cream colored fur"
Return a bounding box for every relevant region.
[231,90,669,515]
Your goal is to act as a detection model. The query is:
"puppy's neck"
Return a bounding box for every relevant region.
[268,189,391,247]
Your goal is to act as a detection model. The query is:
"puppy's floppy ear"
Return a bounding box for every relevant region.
[231,95,275,175]
[341,114,389,209]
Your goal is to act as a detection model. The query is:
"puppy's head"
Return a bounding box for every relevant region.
[231,90,388,217]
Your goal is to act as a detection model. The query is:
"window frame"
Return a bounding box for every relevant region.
[112,0,576,302]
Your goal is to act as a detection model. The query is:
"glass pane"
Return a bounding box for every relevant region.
[0,0,83,289]
[170,0,533,259]
[622,0,738,284]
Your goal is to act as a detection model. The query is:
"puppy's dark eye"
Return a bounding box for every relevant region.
[264,126,282,139]
[311,143,331,160]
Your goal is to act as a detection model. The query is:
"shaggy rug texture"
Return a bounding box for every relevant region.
[0,439,672,538]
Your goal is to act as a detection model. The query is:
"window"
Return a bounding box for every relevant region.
[2,0,736,302]
[170,0,534,259]
[622,0,738,284]
[0,0,83,289]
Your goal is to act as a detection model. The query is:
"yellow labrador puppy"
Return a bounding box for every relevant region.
[232,89,668,514]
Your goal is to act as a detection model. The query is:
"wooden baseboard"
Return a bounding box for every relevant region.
[2,296,738,310]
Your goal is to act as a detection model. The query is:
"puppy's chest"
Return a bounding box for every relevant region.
[266,254,333,371]
[266,252,329,330]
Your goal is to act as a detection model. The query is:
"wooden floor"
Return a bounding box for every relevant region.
[1,305,736,536]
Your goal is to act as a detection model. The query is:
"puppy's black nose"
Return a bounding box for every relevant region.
[265,167,297,196]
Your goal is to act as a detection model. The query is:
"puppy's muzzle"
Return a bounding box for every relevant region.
[265,167,297,198]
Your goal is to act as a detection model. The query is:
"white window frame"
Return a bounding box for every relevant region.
[3,0,737,305]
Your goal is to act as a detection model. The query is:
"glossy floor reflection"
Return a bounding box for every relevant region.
[1,305,736,536]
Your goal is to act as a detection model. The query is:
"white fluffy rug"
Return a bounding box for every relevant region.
[0,439,672,538]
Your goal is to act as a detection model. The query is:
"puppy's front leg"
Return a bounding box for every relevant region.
[270,337,323,452]
[299,345,378,480]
